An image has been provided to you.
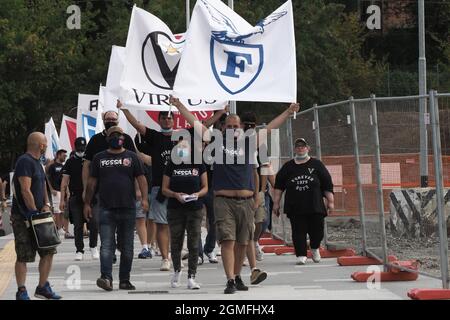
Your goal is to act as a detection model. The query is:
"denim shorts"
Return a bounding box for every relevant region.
[149,187,168,224]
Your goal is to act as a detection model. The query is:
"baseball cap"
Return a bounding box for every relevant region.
[74,137,86,149]
[106,126,124,137]
[294,138,308,147]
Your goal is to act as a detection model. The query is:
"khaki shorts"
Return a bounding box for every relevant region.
[214,196,255,245]
[255,192,266,224]
[11,212,57,263]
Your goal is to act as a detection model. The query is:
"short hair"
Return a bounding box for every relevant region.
[241,112,257,124]
[56,149,67,157]
[158,111,171,120]
[103,111,118,120]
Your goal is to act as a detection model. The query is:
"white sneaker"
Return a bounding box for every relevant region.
[296,256,307,265]
[171,271,182,288]
[187,277,201,290]
[206,251,218,263]
[75,252,83,261]
[160,259,171,271]
[90,247,99,260]
[255,243,264,261]
[311,249,321,263]
[149,247,156,257]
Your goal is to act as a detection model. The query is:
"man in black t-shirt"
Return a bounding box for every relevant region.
[11,132,61,300]
[46,149,68,236]
[61,137,99,261]
[84,126,148,292]
[118,100,227,272]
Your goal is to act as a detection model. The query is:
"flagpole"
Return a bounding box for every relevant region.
[227,0,237,114]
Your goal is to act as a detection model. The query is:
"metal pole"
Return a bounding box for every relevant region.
[313,104,328,247]
[186,0,190,27]
[429,90,449,289]
[287,116,294,159]
[227,0,237,114]
[350,97,368,255]
[370,94,389,271]
[419,0,428,187]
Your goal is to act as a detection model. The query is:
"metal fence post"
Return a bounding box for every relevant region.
[350,97,368,255]
[430,90,450,289]
[313,104,328,247]
[287,116,294,159]
[370,94,389,270]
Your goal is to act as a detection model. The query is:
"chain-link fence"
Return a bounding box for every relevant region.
[270,91,450,290]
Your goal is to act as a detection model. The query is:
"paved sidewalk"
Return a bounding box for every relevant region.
[0,232,442,300]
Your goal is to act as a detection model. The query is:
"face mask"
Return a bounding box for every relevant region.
[160,128,173,134]
[75,151,85,158]
[104,121,118,130]
[295,153,309,161]
[108,136,124,149]
[177,148,190,158]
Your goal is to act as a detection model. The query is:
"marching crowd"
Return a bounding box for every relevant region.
[9,98,335,300]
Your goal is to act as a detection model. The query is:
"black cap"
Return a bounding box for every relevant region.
[74,137,86,151]
[294,138,308,147]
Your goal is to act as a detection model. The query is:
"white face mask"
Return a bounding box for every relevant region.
[295,153,309,161]
[75,151,85,158]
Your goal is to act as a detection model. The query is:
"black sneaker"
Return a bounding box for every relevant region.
[96,277,113,291]
[235,275,249,291]
[224,279,236,294]
[119,280,136,290]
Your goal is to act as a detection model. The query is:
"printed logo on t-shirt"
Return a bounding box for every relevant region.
[55,167,63,173]
[173,168,199,176]
[100,157,132,168]
[308,168,315,174]
[161,150,172,166]
[291,175,314,192]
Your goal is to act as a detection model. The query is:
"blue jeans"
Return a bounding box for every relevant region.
[202,189,216,254]
[98,207,136,282]
[262,191,273,233]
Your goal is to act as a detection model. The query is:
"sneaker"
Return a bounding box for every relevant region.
[96,277,113,291]
[296,256,307,265]
[205,251,218,264]
[138,248,152,259]
[160,259,171,271]
[34,282,62,300]
[90,247,99,260]
[180,260,185,269]
[242,258,248,266]
[187,276,201,290]
[181,249,189,260]
[171,270,182,288]
[64,232,74,239]
[250,268,267,285]
[149,247,157,257]
[16,286,30,300]
[198,256,204,265]
[235,275,248,291]
[119,280,136,290]
[224,279,236,294]
[255,244,264,261]
[311,249,321,263]
[75,252,83,261]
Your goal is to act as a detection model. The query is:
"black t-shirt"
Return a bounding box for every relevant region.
[212,136,258,192]
[144,164,152,191]
[164,162,206,210]
[12,153,46,216]
[47,162,64,191]
[143,127,195,188]
[84,131,136,161]
[274,158,333,217]
[90,150,144,209]
[61,155,84,195]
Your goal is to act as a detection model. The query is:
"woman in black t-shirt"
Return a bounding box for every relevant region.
[162,139,208,290]
[273,138,334,265]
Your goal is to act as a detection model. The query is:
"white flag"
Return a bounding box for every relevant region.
[59,115,77,155]
[173,0,296,103]
[44,117,60,160]
[76,94,101,143]
[119,6,226,111]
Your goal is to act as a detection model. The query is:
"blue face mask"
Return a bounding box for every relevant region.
[160,128,173,133]
[178,148,190,158]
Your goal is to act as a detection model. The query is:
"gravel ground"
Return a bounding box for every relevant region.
[327,218,449,278]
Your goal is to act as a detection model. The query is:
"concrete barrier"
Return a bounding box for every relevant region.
[389,188,450,238]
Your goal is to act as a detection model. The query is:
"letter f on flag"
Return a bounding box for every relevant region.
[220,51,253,78]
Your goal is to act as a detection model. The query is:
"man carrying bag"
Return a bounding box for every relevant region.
[11,132,62,300]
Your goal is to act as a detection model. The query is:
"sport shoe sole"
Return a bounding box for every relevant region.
[96,278,113,291]
[250,271,267,285]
